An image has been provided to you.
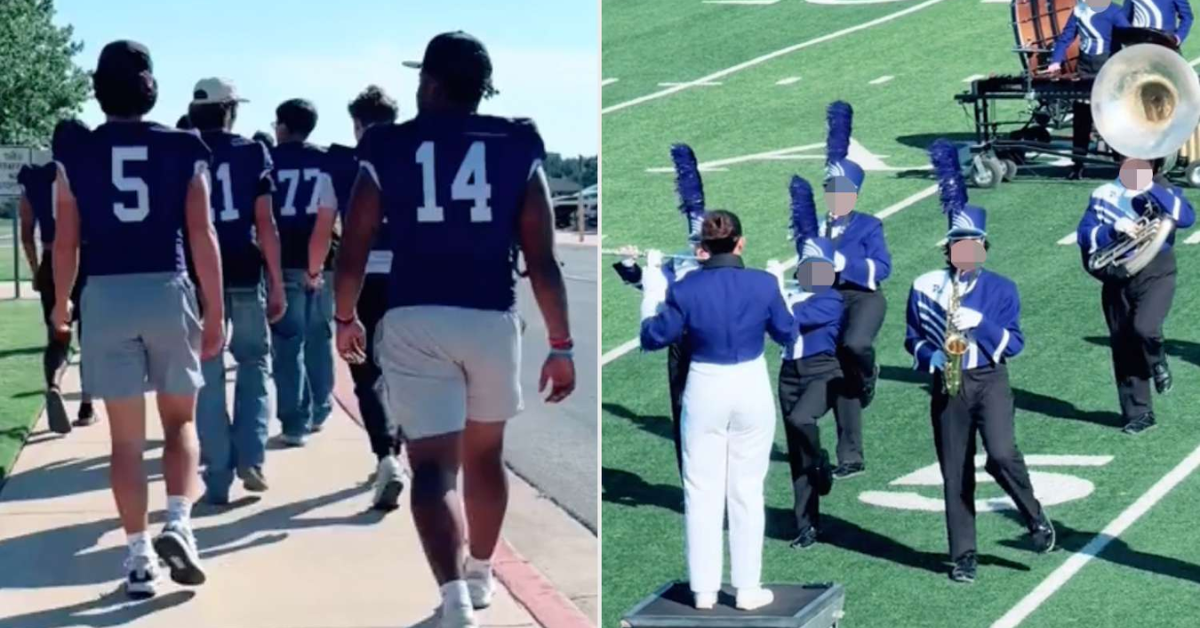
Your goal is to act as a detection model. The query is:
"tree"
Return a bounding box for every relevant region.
[0,0,90,147]
[544,153,597,188]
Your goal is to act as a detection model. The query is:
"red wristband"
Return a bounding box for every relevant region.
[549,337,574,350]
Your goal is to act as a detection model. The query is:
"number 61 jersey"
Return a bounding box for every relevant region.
[63,121,211,277]
[356,112,546,312]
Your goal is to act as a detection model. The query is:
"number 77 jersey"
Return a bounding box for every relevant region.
[357,113,546,312]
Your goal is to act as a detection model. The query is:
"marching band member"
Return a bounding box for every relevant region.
[906,141,1054,584]
[612,144,709,476]
[641,210,794,611]
[1048,0,1132,179]
[770,176,843,550]
[1076,157,1195,434]
[821,101,891,480]
[1125,0,1194,44]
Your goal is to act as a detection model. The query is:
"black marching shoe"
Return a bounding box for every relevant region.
[950,551,977,583]
[832,462,865,481]
[790,526,818,550]
[1122,412,1157,435]
[1153,362,1173,395]
[1030,515,1056,554]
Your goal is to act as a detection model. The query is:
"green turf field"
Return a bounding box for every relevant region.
[602,1,1200,627]
[0,301,48,483]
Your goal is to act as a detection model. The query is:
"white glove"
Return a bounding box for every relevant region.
[930,350,947,371]
[952,307,983,330]
[1047,62,1062,74]
[640,251,668,320]
[1113,217,1138,236]
[834,252,846,273]
[765,259,786,295]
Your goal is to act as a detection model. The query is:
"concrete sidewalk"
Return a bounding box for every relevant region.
[0,362,567,628]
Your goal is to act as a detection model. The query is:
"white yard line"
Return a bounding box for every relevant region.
[704,0,781,4]
[1189,55,1200,67]
[869,75,894,85]
[657,81,722,87]
[775,76,802,85]
[1185,230,1200,244]
[602,78,620,87]
[602,0,949,115]
[991,441,1200,628]
[602,184,937,367]
[963,73,986,83]
[1057,232,1076,245]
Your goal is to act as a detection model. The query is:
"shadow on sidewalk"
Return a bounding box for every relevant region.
[0,483,377,592]
[0,589,195,628]
[0,446,164,503]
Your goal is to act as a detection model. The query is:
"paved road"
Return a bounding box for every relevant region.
[508,243,598,532]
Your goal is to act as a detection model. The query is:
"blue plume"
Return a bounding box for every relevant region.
[670,143,705,220]
[826,101,853,164]
[928,139,967,215]
[789,175,819,242]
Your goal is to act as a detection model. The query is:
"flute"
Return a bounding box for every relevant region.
[600,248,700,261]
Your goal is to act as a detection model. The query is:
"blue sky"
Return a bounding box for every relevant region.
[54,0,598,155]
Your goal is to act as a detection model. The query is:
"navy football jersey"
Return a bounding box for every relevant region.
[202,130,274,287]
[17,163,57,244]
[329,141,392,274]
[357,113,546,311]
[63,122,210,277]
[270,142,337,270]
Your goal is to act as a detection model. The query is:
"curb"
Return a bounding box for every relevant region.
[331,365,594,628]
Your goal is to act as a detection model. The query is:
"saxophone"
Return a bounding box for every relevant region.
[943,276,969,396]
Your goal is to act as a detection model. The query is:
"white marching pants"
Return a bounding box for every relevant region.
[681,356,776,594]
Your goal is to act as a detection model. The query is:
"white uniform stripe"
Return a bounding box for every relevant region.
[994,329,1010,363]
[866,258,877,291]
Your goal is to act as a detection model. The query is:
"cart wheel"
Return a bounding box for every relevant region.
[971,156,1003,188]
[1001,158,1018,182]
[1186,161,1200,188]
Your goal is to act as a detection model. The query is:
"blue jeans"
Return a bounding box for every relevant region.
[196,286,271,497]
[271,270,334,437]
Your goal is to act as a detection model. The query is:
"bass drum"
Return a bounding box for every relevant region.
[1012,0,1079,76]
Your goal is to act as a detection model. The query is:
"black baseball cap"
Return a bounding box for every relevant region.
[96,40,153,82]
[403,31,497,99]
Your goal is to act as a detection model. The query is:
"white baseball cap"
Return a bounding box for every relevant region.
[191,77,249,105]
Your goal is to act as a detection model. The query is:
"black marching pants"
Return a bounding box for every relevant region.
[1101,248,1177,422]
[832,287,886,466]
[350,274,403,460]
[667,339,692,479]
[779,355,841,533]
[931,365,1044,560]
[1072,53,1110,168]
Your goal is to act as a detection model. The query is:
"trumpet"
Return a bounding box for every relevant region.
[600,247,700,261]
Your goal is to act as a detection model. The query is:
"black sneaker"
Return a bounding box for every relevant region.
[74,402,97,427]
[1122,412,1157,435]
[1153,362,1173,395]
[154,522,207,585]
[789,526,818,550]
[1030,516,1056,554]
[950,551,977,583]
[45,387,71,435]
[833,462,865,480]
[861,365,879,408]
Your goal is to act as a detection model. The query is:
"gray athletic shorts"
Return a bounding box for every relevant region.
[81,272,204,400]
[375,306,523,440]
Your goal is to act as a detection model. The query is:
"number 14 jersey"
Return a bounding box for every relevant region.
[357,112,545,312]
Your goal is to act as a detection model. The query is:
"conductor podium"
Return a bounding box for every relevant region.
[620,582,845,628]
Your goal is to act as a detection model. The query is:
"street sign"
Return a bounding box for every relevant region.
[0,146,33,198]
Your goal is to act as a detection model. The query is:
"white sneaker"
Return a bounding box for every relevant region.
[693,591,717,610]
[735,587,774,611]
[440,596,479,628]
[124,553,161,599]
[279,433,307,448]
[464,556,495,609]
[372,456,406,511]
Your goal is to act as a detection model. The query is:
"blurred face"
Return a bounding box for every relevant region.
[1085,0,1111,9]
[950,238,986,272]
[797,260,835,292]
[1119,158,1153,191]
[824,176,858,217]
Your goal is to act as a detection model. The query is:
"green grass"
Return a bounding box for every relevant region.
[602,2,1200,627]
[0,301,48,483]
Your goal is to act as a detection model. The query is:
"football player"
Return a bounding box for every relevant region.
[17,119,95,433]
[269,98,338,446]
[188,77,286,503]
[329,85,407,511]
[51,40,224,598]
[333,32,575,628]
